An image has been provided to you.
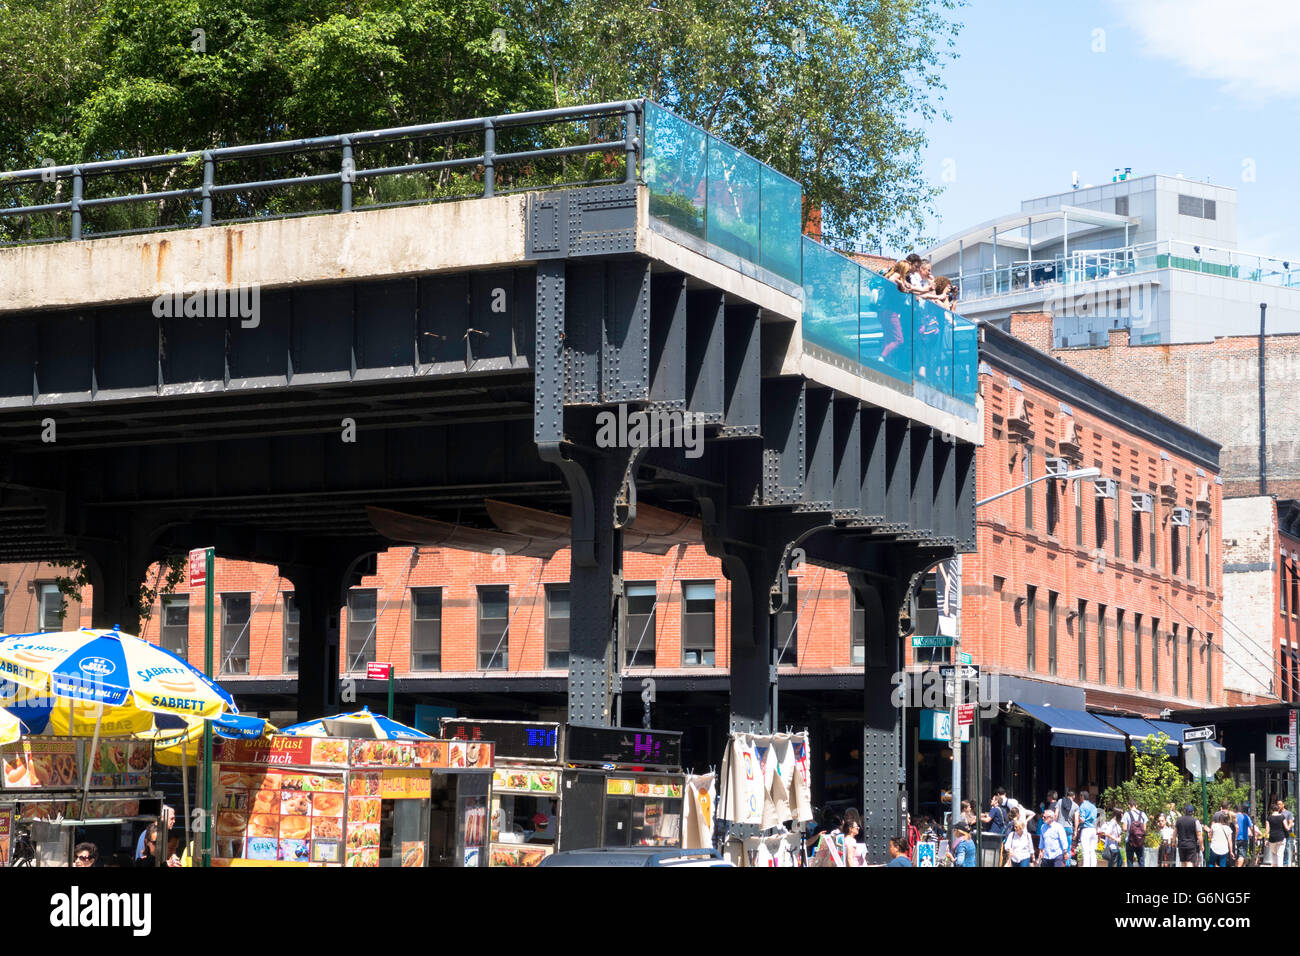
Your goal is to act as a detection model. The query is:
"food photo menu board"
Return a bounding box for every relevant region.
[1,739,80,789]
[212,766,346,866]
[89,741,152,789]
[345,772,381,867]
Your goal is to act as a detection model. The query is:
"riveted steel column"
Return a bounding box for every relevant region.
[852,574,902,860]
[567,452,625,726]
[722,545,782,735]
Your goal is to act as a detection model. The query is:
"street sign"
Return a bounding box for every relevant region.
[958,652,972,665]
[957,704,975,727]
[1185,741,1221,781]
[188,547,210,588]
[912,635,955,648]
[939,664,979,682]
[1184,724,1215,743]
[366,662,393,680]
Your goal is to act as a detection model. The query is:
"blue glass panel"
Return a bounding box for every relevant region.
[644,101,707,240]
[952,313,979,404]
[913,297,955,396]
[759,166,802,284]
[801,238,859,363]
[858,268,912,382]
[706,138,761,263]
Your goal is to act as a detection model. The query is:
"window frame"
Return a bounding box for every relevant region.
[345,588,378,672]
[544,584,570,670]
[282,592,300,674]
[159,594,190,660]
[1025,585,1037,671]
[409,587,442,672]
[1077,599,1087,682]
[477,585,509,670]
[624,581,658,669]
[220,592,252,676]
[681,580,717,667]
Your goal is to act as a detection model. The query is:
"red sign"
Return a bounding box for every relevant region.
[366,663,393,680]
[188,548,210,588]
[957,704,975,727]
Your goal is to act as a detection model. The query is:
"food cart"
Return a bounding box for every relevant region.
[442,719,563,867]
[0,736,166,866]
[211,733,494,867]
[557,725,686,853]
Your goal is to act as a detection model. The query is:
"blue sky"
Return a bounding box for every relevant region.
[920,0,1300,257]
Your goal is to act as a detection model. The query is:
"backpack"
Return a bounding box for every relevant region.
[1128,813,1147,847]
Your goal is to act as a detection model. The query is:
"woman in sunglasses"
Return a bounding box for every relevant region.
[73,842,98,867]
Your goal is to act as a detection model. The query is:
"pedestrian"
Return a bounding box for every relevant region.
[1207,810,1234,868]
[884,836,913,867]
[1284,801,1296,866]
[1175,804,1203,867]
[1122,798,1149,867]
[1003,816,1034,867]
[1157,813,1176,867]
[1234,803,1254,868]
[1036,809,1070,867]
[1100,808,1125,867]
[840,809,864,867]
[1057,789,1077,866]
[1266,799,1290,866]
[1074,789,1098,868]
[946,822,976,867]
[981,793,1007,836]
[73,842,98,867]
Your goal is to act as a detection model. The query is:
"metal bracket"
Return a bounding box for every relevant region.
[537,441,596,568]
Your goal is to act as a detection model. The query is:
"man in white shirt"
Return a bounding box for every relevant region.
[1036,809,1070,867]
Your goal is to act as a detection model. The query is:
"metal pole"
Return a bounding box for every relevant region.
[201,151,213,227]
[70,167,83,240]
[1200,741,1209,824]
[974,679,983,866]
[340,137,353,213]
[624,102,638,184]
[387,668,394,718]
[202,546,214,868]
[483,120,495,198]
[1259,303,1268,495]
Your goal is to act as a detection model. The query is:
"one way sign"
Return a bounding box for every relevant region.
[1184,725,1215,743]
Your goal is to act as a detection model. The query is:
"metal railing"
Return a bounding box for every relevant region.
[952,238,1300,301]
[0,100,640,243]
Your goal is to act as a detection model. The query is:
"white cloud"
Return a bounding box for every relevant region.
[1114,0,1300,103]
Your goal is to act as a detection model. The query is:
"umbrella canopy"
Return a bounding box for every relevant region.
[280,707,430,740]
[0,708,26,746]
[142,713,274,767]
[0,628,233,719]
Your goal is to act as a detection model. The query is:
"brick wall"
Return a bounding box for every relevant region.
[1007,312,1300,499]
[0,546,862,678]
[963,355,1225,710]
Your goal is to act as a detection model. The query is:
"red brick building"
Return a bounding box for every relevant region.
[959,322,1225,806]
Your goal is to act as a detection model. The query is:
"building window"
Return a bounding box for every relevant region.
[1185,523,1192,582]
[1023,450,1034,529]
[38,583,63,632]
[1115,609,1125,687]
[1097,604,1108,684]
[1187,626,1195,697]
[1283,562,1289,614]
[1047,591,1058,676]
[1292,564,1298,618]
[625,582,657,668]
[1284,649,1292,703]
[1171,525,1181,577]
[1094,493,1107,553]
[1171,622,1179,695]
[1151,618,1160,692]
[160,595,189,660]
[1204,524,1212,587]
[1205,634,1213,701]
[850,590,866,666]
[0,583,5,631]
[1149,509,1157,570]
[682,581,716,666]
[1114,489,1122,561]
[283,593,300,673]
[344,589,377,672]
[1077,600,1087,681]
[1177,194,1215,219]
[1131,510,1143,563]
[776,582,799,665]
[1075,481,1084,547]
[1025,586,1037,671]
[545,585,570,670]
[410,588,441,671]
[1046,481,1060,537]
[1115,195,1129,217]
[1133,613,1143,690]
[220,593,251,675]
[477,586,509,670]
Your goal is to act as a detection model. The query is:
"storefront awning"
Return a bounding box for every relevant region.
[1014,702,1127,752]
[1095,716,1178,755]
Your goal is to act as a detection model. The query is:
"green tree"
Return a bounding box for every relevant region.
[508,0,963,249]
[1101,733,1184,848]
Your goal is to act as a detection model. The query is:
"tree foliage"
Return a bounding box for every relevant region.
[0,0,959,249]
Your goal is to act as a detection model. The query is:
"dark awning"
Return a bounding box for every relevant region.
[1095,716,1179,755]
[1014,702,1127,752]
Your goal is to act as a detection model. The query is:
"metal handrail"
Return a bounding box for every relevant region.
[0,99,643,242]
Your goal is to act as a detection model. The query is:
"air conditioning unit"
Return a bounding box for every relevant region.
[1045,457,1070,478]
[1171,507,1191,527]
[1094,478,1117,499]
[1061,333,1091,348]
[1131,492,1154,513]
[1089,330,1110,346]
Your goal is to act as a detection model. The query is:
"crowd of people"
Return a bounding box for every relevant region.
[918,788,1298,867]
[882,253,958,311]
